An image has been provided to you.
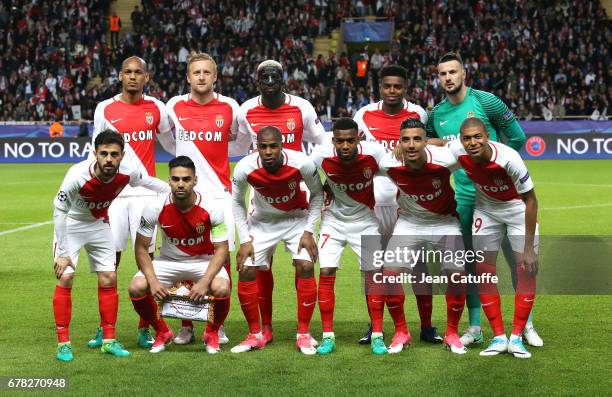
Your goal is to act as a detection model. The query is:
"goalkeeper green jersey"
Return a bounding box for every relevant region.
[426,87,526,204]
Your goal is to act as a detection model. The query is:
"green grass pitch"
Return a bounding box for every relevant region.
[0,160,611,396]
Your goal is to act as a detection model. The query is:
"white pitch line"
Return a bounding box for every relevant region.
[537,182,612,188]
[0,221,53,236]
[540,203,612,211]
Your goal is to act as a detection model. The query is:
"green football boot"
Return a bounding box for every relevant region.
[316,336,336,355]
[101,340,130,357]
[56,342,73,362]
[87,327,103,348]
[137,328,155,348]
[371,335,388,355]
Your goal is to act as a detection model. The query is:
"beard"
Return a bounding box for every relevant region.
[445,81,463,95]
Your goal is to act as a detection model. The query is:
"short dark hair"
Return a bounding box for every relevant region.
[400,118,426,131]
[169,156,196,173]
[438,51,463,66]
[257,125,283,143]
[460,117,487,134]
[94,129,124,150]
[332,117,358,133]
[379,65,408,81]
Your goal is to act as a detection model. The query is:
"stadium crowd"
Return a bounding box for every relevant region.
[0,0,609,122]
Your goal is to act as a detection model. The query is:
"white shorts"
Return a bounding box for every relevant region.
[472,204,540,253]
[374,203,399,239]
[318,212,380,270]
[244,215,312,269]
[53,225,116,274]
[109,195,157,253]
[385,215,465,271]
[134,257,230,287]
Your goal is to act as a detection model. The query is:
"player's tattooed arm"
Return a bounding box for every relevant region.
[135,232,168,300]
[521,189,539,274]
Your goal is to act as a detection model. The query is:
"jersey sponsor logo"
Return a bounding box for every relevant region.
[519,172,530,184]
[363,167,373,179]
[110,118,122,123]
[332,179,373,193]
[281,133,295,144]
[57,191,67,202]
[166,235,206,247]
[286,118,296,131]
[262,188,297,204]
[75,198,112,210]
[432,178,442,189]
[379,139,398,150]
[123,129,154,142]
[288,179,297,190]
[196,223,206,234]
[215,115,224,128]
[439,120,449,126]
[406,189,443,202]
[177,129,223,142]
[475,183,510,193]
[145,112,154,125]
[525,136,546,157]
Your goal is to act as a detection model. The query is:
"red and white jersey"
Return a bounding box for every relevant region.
[54,159,169,229]
[354,99,427,206]
[448,140,534,211]
[92,94,175,196]
[380,145,460,223]
[138,192,227,263]
[310,141,387,221]
[236,93,325,152]
[232,149,323,244]
[167,93,246,196]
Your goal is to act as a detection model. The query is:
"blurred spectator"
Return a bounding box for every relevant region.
[49,120,64,138]
[109,12,121,48]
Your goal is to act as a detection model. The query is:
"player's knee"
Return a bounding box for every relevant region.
[57,273,74,288]
[320,267,337,277]
[128,277,148,297]
[98,271,116,287]
[294,260,314,278]
[238,267,257,282]
[210,278,231,298]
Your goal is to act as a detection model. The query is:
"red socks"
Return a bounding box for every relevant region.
[445,274,466,336]
[53,285,72,343]
[512,265,536,335]
[130,294,169,333]
[383,270,408,334]
[318,275,336,333]
[296,277,317,334]
[238,280,261,334]
[476,262,505,336]
[365,272,384,333]
[411,270,433,328]
[98,285,118,340]
[209,297,230,333]
[256,268,274,328]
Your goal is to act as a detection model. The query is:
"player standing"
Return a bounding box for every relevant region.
[426,52,542,347]
[88,56,176,349]
[449,118,539,358]
[380,119,468,354]
[52,130,169,361]
[310,118,397,355]
[231,127,323,355]
[235,60,326,345]
[128,156,231,354]
[166,52,246,345]
[354,65,441,344]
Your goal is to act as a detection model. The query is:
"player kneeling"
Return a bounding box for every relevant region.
[231,126,323,355]
[449,118,539,359]
[52,130,169,361]
[382,119,468,354]
[128,156,231,355]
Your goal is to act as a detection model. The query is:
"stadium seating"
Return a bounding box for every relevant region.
[0,0,608,122]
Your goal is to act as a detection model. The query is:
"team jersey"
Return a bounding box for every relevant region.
[232,149,323,244]
[138,192,227,262]
[236,93,326,152]
[354,99,427,206]
[167,93,247,195]
[447,140,534,211]
[54,160,169,228]
[310,141,387,221]
[425,88,526,204]
[92,94,175,196]
[380,145,460,223]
